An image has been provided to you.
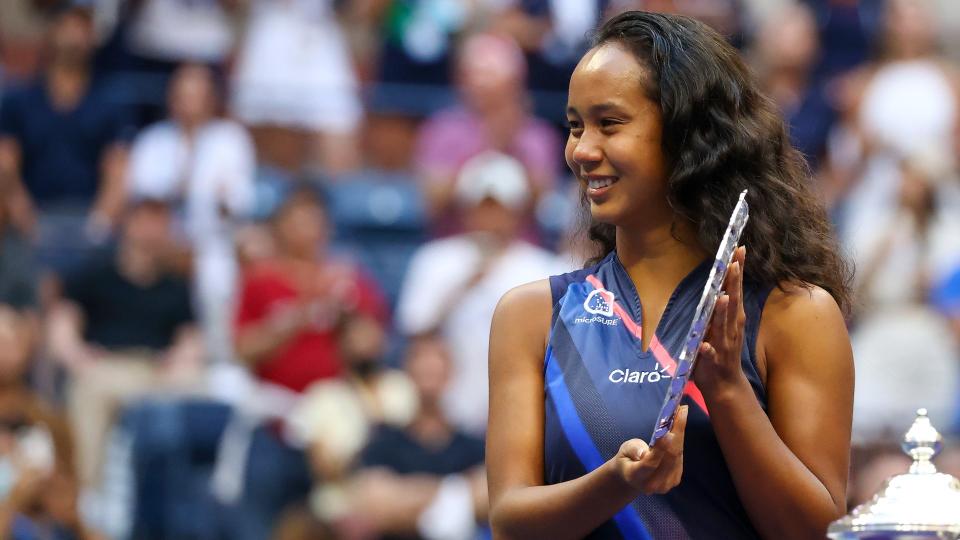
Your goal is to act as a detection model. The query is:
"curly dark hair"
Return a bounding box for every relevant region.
[584,11,852,313]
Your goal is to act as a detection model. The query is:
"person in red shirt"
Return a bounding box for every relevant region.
[235,186,387,393]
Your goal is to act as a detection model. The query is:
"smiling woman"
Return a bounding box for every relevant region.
[565,46,669,228]
[486,10,855,540]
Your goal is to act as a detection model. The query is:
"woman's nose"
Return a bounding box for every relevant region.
[571,131,603,167]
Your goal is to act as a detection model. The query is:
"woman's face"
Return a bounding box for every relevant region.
[565,44,671,228]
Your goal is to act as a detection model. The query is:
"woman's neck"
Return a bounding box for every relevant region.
[615,218,707,282]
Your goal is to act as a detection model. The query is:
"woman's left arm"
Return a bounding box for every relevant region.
[694,247,854,540]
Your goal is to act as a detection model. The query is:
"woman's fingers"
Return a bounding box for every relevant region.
[711,246,748,352]
[621,439,649,461]
[698,341,717,363]
[642,405,690,493]
[661,405,688,458]
[708,293,728,349]
[628,406,687,493]
[725,261,742,340]
[738,246,747,317]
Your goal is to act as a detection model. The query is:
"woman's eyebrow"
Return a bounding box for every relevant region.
[589,102,627,114]
[567,102,630,117]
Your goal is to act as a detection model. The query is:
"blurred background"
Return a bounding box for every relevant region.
[2,0,960,538]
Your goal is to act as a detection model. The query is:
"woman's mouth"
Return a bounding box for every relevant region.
[586,176,619,198]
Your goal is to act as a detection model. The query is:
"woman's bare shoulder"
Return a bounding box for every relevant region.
[759,282,851,376]
[762,282,844,330]
[492,279,554,353]
[497,279,553,312]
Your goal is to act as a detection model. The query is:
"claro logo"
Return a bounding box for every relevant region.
[608,364,671,384]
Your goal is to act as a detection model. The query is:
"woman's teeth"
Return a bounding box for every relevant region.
[588,177,617,189]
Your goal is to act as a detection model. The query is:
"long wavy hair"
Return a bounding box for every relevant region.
[584,11,852,313]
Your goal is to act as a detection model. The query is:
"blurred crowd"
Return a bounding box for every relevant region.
[2,0,960,538]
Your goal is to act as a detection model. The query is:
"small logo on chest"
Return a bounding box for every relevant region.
[583,288,614,316]
[608,364,672,384]
[575,288,619,326]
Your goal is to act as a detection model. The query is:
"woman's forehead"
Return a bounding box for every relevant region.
[579,44,638,71]
[569,44,649,106]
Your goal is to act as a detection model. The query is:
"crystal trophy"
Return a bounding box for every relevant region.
[650,190,749,446]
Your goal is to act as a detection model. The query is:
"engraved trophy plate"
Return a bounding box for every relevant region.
[650,190,749,446]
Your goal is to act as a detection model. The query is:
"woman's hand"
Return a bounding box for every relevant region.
[614,405,688,494]
[695,246,751,399]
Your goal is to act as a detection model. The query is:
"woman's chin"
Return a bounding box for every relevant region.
[589,202,622,225]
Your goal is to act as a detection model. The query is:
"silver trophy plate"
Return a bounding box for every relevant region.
[650,190,749,446]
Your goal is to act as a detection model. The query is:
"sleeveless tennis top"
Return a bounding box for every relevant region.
[545,252,773,539]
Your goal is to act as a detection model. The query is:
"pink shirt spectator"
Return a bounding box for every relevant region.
[416,106,559,184]
[415,106,560,237]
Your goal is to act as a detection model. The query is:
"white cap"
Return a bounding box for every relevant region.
[454,151,531,210]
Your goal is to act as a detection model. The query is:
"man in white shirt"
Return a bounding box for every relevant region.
[396,151,568,436]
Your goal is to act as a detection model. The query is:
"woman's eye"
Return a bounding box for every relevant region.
[601,118,621,129]
[566,121,583,134]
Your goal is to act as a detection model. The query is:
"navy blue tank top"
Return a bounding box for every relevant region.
[545,252,773,539]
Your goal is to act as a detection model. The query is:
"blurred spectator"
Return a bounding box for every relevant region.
[117,264,376,540]
[353,335,487,540]
[846,153,960,441]
[0,6,131,272]
[826,0,960,209]
[414,32,560,236]
[287,315,417,525]
[281,335,487,540]
[397,152,565,435]
[753,2,836,170]
[820,0,960,440]
[234,186,388,394]
[0,305,98,540]
[230,0,361,175]
[361,336,483,479]
[180,188,391,539]
[360,0,489,117]
[127,63,255,365]
[47,199,201,488]
[493,0,602,115]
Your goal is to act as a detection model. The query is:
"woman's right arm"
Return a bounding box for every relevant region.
[486,281,688,540]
